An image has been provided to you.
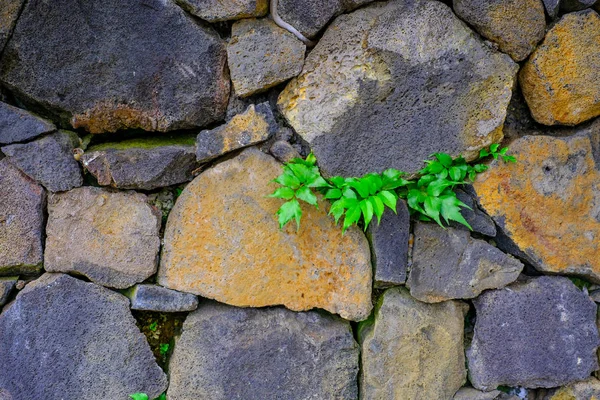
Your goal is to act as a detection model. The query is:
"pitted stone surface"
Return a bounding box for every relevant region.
[126,284,198,312]
[0,101,55,145]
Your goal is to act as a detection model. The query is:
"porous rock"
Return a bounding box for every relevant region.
[0,0,229,133]
[520,10,600,126]
[196,103,277,162]
[0,101,55,145]
[2,131,82,192]
[473,132,600,282]
[175,0,268,21]
[269,140,301,163]
[543,0,561,17]
[228,18,305,97]
[0,277,17,307]
[278,0,518,177]
[539,377,600,399]
[44,187,161,289]
[454,387,502,400]
[0,273,167,399]
[125,284,198,312]
[467,276,600,390]
[81,135,197,190]
[0,159,45,275]
[359,287,467,399]
[0,0,23,52]
[408,222,523,303]
[167,301,359,400]
[453,188,496,237]
[158,148,373,321]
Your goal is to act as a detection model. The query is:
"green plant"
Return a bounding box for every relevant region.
[159,343,170,356]
[130,393,166,400]
[148,321,158,332]
[270,145,515,232]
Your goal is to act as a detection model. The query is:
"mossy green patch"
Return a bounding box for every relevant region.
[88,134,196,151]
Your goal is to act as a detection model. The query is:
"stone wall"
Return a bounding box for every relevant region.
[1,0,600,399]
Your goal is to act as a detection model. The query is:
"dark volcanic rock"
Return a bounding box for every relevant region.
[81,135,198,190]
[366,204,410,288]
[467,276,600,390]
[0,0,229,133]
[0,101,55,145]
[452,188,496,237]
[561,0,597,11]
[543,0,561,17]
[175,0,268,22]
[0,0,23,52]
[0,159,45,275]
[2,131,82,192]
[0,273,167,400]
[269,140,301,163]
[167,301,359,399]
[125,284,198,312]
[0,277,17,307]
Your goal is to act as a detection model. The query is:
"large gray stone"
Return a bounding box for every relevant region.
[0,101,55,145]
[167,301,359,400]
[0,0,23,52]
[2,131,82,192]
[228,18,305,97]
[175,0,268,22]
[0,0,229,133]
[467,276,600,390]
[44,187,161,289]
[125,284,198,312]
[359,287,467,399]
[408,223,523,303]
[366,203,410,288]
[0,273,167,400]
[278,0,518,177]
[453,388,502,400]
[80,135,197,190]
[0,277,17,307]
[0,159,45,275]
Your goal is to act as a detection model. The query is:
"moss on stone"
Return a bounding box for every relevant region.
[88,134,196,151]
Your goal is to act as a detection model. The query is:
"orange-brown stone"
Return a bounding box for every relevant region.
[473,134,600,282]
[158,148,373,321]
[520,10,600,126]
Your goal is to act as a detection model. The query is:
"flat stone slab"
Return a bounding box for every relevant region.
[125,284,198,312]
[0,273,167,399]
[278,0,517,176]
[158,148,372,321]
[467,276,600,390]
[0,159,45,275]
[0,101,55,145]
[0,0,229,133]
[45,187,161,289]
[167,301,359,399]
[175,0,268,22]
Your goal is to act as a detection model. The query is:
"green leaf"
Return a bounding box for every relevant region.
[426,161,445,174]
[274,170,301,189]
[427,179,453,197]
[324,188,342,199]
[155,394,167,400]
[307,176,331,188]
[490,143,500,153]
[329,176,346,187]
[499,147,508,155]
[342,187,357,199]
[295,186,318,207]
[369,195,385,224]
[305,152,317,165]
[440,195,472,230]
[382,168,404,182]
[407,189,425,214]
[424,196,443,226]
[130,394,149,400]
[435,153,453,168]
[417,174,436,187]
[159,343,170,355]
[347,179,370,198]
[342,204,362,233]
[474,164,488,173]
[269,187,295,200]
[360,199,374,230]
[449,166,465,181]
[362,174,383,195]
[148,321,158,332]
[276,199,302,230]
[503,155,517,163]
[479,149,490,158]
[378,190,397,213]
[329,199,346,224]
[287,163,317,183]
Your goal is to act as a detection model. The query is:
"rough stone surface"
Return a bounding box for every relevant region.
[467,276,600,390]
[0,159,45,275]
[167,301,359,400]
[453,0,546,62]
[45,187,161,289]
[520,10,600,126]
[540,378,600,399]
[561,0,597,11]
[543,0,561,17]
[366,204,410,288]
[278,0,517,177]
[196,103,277,162]
[126,284,198,312]
[473,132,600,282]
[0,273,167,399]
[359,287,467,400]
[0,0,229,133]
[454,388,502,400]
[453,188,497,237]
[0,101,55,145]
[2,131,82,192]
[0,277,17,307]
[228,18,305,97]
[0,0,22,52]
[408,223,523,303]
[269,140,301,163]
[276,0,375,39]
[81,135,197,190]
[175,0,268,21]
[158,148,372,321]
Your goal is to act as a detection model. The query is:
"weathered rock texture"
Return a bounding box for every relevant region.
[539,377,600,399]
[359,287,467,399]
[473,133,600,282]
[2,131,82,192]
[520,10,600,126]
[278,0,518,176]
[0,159,45,275]
[159,148,372,321]
[0,0,229,133]
[408,223,523,303]
[81,135,197,190]
[561,0,598,11]
[0,277,17,307]
[0,273,167,399]
[175,0,268,21]
[453,387,502,400]
[167,301,359,400]
[196,103,277,162]
[542,0,560,18]
[0,0,22,52]
[45,187,161,289]
[126,284,198,312]
[228,18,305,97]
[0,101,55,145]
[453,0,546,61]
[453,188,496,237]
[467,277,599,390]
